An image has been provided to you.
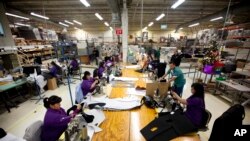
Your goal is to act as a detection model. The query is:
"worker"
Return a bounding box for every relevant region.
[97,61,106,78]
[42,61,61,79]
[92,47,99,65]
[170,49,182,66]
[33,54,42,65]
[154,47,161,59]
[69,57,79,75]
[160,61,186,97]
[171,83,205,128]
[41,95,81,141]
[81,71,99,96]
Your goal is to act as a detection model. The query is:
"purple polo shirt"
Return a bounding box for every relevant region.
[41,108,71,141]
[184,96,205,127]
[81,78,95,96]
[98,67,105,78]
[70,60,79,70]
[49,66,58,77]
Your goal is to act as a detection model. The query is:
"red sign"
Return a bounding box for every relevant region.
[116,28,122,35]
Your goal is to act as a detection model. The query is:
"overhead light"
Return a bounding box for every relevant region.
[188,23,200,27]
[143,27,148,31]
[15,23,30,27]
[171,0,185,9]
[59,22,69,27]
[179,27,183,30]
[95,13,103,21]
[65,20,74,25]
[110,27,113,31]
[104,22,109,27]
[156,13,165,21]
[80,0,90,7]
[210,16,223,21]
[74,27,80,30]
[30,12,49,20]
[148,22,154,27]
[5,13,30,20]
[73,20,82,25]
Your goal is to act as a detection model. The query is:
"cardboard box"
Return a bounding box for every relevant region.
[146,82,169,98]
[47,78,57,90]
[0,71,3,78]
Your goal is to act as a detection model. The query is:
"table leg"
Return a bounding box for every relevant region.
[204,74,208,84]
[188,64,191,77]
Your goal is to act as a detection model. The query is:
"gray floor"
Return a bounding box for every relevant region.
[0,66,249,141]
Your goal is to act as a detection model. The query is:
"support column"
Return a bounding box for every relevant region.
[122,0,128,63]
[0,2,15,46]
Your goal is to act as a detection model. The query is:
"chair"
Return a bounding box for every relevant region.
[56,68,66,86]
[198,109,212,131]
[72,67,81,80]
[23,120,43,141]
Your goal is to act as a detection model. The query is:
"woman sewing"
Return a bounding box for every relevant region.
[69,57,79,75]
[41,95,81,141]
[97,61,106,78]
[42,61,61,79]
[171,83,205,128]
[81,71,99,96]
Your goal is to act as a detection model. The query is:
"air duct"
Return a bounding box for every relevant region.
[107,0,121,26]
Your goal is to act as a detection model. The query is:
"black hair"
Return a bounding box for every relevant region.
[0,128,7,138]
[99,61,105,68]
[191,83,205,99]
[43,95,62,109]
[51,61,61,70]
[169,61,177,66]
[82,71,91,80]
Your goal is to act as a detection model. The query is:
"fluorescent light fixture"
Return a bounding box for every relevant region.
[104,22,109,27]
[73,20,82,25]
[161,24,167,29]
[179,27,183,30]
[95,13,103,21]
[210,16,223,21]
[59,22,69,27]
[148,22,154,27]
[143,27,148,31]
[80,0,90,7]
[5,13,30,20]
[30,12,49,20]
[15,23,30,27]
[110,27,113,31]
[188,23,200,27]
[74,27,80,30]
[156,13,165,21]
[171,0,185,9]
[65,20,74,25]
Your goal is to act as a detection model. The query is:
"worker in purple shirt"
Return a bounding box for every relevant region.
[42,61,61,79]
[41,95,81,141]
[69,57,79,75]
[81,71,99,96]
[97,61,106,78]
[172,83,205,128]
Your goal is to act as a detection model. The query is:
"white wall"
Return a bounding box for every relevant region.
[69,29,115,42]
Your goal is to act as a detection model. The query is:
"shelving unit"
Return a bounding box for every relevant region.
[16,45,55,65]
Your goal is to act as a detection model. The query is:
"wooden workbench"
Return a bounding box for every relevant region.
[92,68,200,141]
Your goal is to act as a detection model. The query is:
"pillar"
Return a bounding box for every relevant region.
[122,0,128,63]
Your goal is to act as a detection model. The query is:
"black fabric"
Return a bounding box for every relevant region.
[209,104,245,141]
[81,113,94,123]
[23,66,42,76]
[88,103,106,109]
[140,112,197,141]
[0,128,7,138]
[141,96,158,108]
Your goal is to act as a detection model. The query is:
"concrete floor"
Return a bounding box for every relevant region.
[0,66,249,141]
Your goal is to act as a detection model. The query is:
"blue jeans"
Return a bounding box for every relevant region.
[172,85,184,97]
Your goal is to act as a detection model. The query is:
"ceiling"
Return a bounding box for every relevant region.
[2,0,249,32]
